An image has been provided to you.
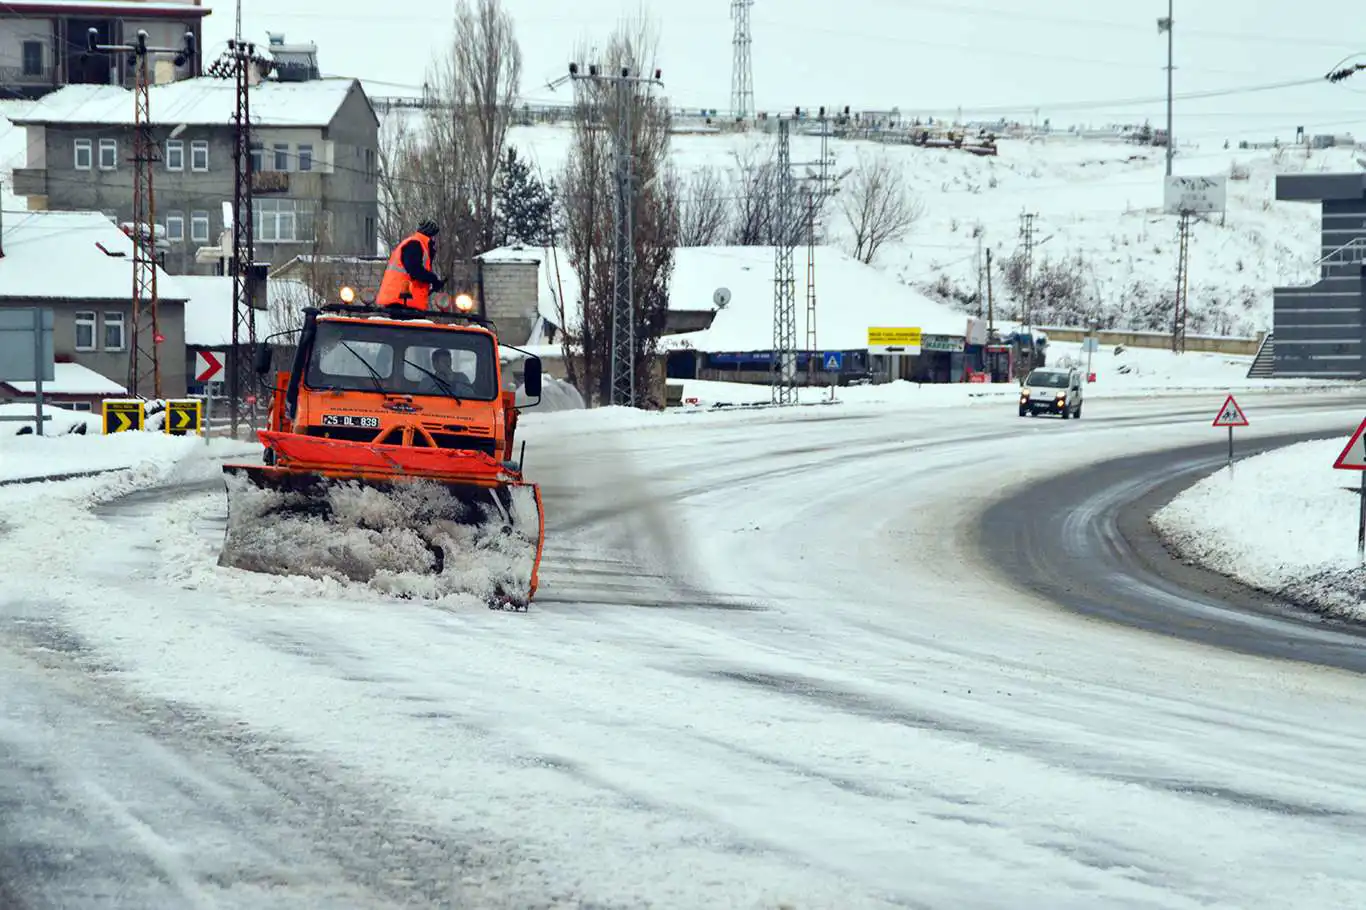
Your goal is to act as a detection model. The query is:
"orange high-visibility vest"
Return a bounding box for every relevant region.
[376,231,433,310]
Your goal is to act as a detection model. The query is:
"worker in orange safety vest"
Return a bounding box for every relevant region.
[376,218,446,310]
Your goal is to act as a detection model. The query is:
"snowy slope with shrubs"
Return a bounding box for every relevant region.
[490,120,1358,338]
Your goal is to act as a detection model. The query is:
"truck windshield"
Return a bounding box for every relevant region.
[305,320,499,401]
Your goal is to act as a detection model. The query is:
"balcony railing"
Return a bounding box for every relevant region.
[0,63,55,85]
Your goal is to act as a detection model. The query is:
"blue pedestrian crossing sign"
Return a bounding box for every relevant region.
[822,351,844,371]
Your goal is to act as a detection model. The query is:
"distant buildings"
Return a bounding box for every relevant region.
[5,35,381,275]
[0,0,208,101]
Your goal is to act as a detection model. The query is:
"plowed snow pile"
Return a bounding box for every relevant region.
[219,471,540,605]
[1151,436,1366,620]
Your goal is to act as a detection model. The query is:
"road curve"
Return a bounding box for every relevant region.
[978,429,1366,673]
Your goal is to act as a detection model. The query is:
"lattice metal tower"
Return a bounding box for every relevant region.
[771,117,799,405]
[804,109,837,385]
[87,27,194,399]
[568,62,664,407]
[1017,212,1038,324]
[730,0,754,120]
[208,37,272,435]
[1172,212,1192,354]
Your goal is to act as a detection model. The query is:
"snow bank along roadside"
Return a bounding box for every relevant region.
[1151,437,1366,621]
[0,432,259,485]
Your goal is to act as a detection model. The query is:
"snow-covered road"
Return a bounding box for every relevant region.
[6,392,1366,908]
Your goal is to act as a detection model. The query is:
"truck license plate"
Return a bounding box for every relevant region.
[321,414,380,428]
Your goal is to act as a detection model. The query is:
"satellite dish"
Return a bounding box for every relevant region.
[713,287,731,309]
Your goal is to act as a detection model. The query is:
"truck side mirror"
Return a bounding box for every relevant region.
[253,343,273,375]
[522,356,542,398]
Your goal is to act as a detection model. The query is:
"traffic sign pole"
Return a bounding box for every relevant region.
[1359,472,1365,563]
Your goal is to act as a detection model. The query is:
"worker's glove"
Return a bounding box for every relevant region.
[431,277,447,293]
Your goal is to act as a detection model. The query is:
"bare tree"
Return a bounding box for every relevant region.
[728,143,781,246]
[840,149,923,265]
[673,164,731,247]
[454,0,522,253]
[558,17,678,407]
[375,0,520,277]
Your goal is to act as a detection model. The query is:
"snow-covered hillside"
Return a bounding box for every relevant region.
[488,118,1360,338]
[6,94,1358,338]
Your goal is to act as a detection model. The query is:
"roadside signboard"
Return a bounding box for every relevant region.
[1212,394,1247,466]
[1332,417,1366,562]
[164,398,203,436]
[867,326,922,355]
[102,399,145,434]
[195,350,225,383]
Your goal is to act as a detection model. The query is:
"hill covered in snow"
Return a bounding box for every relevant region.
[490,119,1362,338]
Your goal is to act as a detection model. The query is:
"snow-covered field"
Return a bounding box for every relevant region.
[4,96,1353,340]
[1154,435,1366,621]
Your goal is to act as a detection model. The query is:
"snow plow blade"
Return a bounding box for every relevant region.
[218,434,545,610]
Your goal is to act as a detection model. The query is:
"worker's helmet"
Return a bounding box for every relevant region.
[416,218,440,237]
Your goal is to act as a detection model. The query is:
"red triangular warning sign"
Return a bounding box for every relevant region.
[1333,417,1366,470]
[1211,394,1248,427]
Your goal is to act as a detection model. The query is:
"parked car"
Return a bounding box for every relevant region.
[1018,367,1082,419]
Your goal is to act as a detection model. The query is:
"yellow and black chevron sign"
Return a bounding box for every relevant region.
[101,399,144,434]
[164,398,203,436]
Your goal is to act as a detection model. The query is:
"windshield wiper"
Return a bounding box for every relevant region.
[339,341,390,396]
[404,358,465,405]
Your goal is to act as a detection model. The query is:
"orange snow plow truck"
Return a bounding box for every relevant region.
[217,289,546,610]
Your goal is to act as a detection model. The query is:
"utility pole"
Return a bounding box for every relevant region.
[985,247,995,333]
[1173,211,1192,354]
[975,232,984,317]
[1158,1,1174,176]
[87,27,194,400]
[1017,212,1039,377]
[1018,212,1037,324]
[804,107,837,386]
[568,62,664,408]
[730,0,755,121]
[207,37,269,436]
[772,116,799,406]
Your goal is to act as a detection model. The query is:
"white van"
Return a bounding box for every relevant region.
[1018,367,1083,419]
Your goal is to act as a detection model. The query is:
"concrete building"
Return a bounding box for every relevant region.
[6,66,380,276]
[1270,173,1366,379]
[0,0,207,100]
[0,209,189,399]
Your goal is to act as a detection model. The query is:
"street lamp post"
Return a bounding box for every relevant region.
[1158,1,1174,176]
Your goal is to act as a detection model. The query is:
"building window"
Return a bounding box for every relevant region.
[297,143,313,171]
[165,139,184,170]
[98,138,117,170]
[165,211,184,242]
[253,198,316,243]
[22,41,43,77]
[191,140,208,171]
[69,402,92,412]
[273,142,289,171]
[74,138,92,170]
[250,141,263,172]
[103,312,126,351]
[190,210,210,243]
[75,311,96,350]
[364,148,376,180]
[364,215,376,249]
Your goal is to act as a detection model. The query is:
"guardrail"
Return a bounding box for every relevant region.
[1038,325,1264,356]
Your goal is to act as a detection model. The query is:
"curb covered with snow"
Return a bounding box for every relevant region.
[1151,436,1366,621]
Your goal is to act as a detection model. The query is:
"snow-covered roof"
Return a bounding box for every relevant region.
[477,246,544,264]
[526,245,971,350]
[177,275,316,346]
[0,210,188,301]
[3,362,126,395]
[1,0,208,15]
[7,76,361,129]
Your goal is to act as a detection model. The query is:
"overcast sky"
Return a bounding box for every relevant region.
[204,0,1366,142]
